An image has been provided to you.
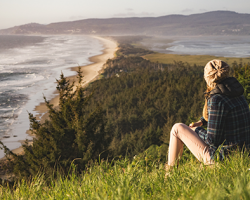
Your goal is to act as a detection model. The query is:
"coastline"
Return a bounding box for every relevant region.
[0,35,118,159]
[34,36,118,121]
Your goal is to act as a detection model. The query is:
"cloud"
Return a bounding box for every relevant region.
[126,8,134,11]
[113,12,155,18]
[113,12,135,17]
[199,9,208,13]
[181,9,194,14]
[69,15,86,20]
[181,8,209,15]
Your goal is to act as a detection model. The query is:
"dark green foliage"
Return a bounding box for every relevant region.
[87,56,206,158]
[110,35,154,57]
[110,35,147,45]
[232,61,250,105]
[0,68,110,179]
[116,44,154,57]
[103,56,163,77]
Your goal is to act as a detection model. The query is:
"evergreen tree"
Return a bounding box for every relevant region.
[233,62,250,105]
[0,68,110,179]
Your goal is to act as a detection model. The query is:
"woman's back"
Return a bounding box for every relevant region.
[208,93,250,147]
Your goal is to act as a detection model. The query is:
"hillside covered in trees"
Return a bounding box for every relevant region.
[1,39,250,183]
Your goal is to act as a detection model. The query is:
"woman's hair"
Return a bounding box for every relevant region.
[203,85,214,121]
[202,59,230,121]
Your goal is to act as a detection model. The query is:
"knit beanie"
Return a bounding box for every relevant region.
[204,59,230,88]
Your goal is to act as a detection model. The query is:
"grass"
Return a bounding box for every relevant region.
[144,53,250,66]
[1,147,250,199]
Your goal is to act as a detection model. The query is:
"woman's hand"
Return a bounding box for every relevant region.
[189,126,197,131]
[189,121,202,128]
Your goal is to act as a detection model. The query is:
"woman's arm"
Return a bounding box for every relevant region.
[195,95,228,146]
[200,116,207,126]
[189,116,207,128]
[206,95,227,147]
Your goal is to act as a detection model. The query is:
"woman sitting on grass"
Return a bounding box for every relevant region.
[166,59,250,172]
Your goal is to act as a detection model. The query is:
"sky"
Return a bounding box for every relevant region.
[1,0,250,30]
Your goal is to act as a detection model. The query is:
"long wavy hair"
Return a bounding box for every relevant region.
[202,85,214,121]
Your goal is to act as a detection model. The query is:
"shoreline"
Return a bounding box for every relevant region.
[0,35,118,159]
[34,36,118,120]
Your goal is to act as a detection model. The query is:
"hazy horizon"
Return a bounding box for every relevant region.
[1,0,250,30]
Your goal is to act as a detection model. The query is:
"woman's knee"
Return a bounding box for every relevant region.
[171,123,186,136]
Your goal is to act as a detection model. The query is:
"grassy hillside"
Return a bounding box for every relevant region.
[144,53,250,66]
[0,148,250,199]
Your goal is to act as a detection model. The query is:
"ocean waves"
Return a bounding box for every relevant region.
[0,35,103,142]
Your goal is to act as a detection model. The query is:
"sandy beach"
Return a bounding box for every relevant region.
[0,36,118,159]
[34,36,117,119]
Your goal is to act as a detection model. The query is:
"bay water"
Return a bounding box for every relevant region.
[143,36,250,57]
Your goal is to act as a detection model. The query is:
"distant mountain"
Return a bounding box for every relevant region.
[1,11,250,36]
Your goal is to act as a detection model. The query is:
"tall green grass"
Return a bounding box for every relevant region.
[1,148,250,199]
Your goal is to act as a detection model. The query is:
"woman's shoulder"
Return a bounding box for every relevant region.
[209,94,248,109]
[208,94,233,109]
[209,94,227,103]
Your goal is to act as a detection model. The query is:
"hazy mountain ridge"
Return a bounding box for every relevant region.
[1,11,250,35]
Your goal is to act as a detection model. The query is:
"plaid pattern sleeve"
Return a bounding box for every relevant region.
[200,116,207,126]
[195,126,214,145]
[206,95,228,147]
[195,95,227,146]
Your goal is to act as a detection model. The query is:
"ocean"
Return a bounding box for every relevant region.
[143,36,250,57]
[0,35,103,158]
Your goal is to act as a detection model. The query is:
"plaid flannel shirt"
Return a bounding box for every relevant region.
[195,94,250,159]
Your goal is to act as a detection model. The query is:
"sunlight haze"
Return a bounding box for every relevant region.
[0,0,250,29]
